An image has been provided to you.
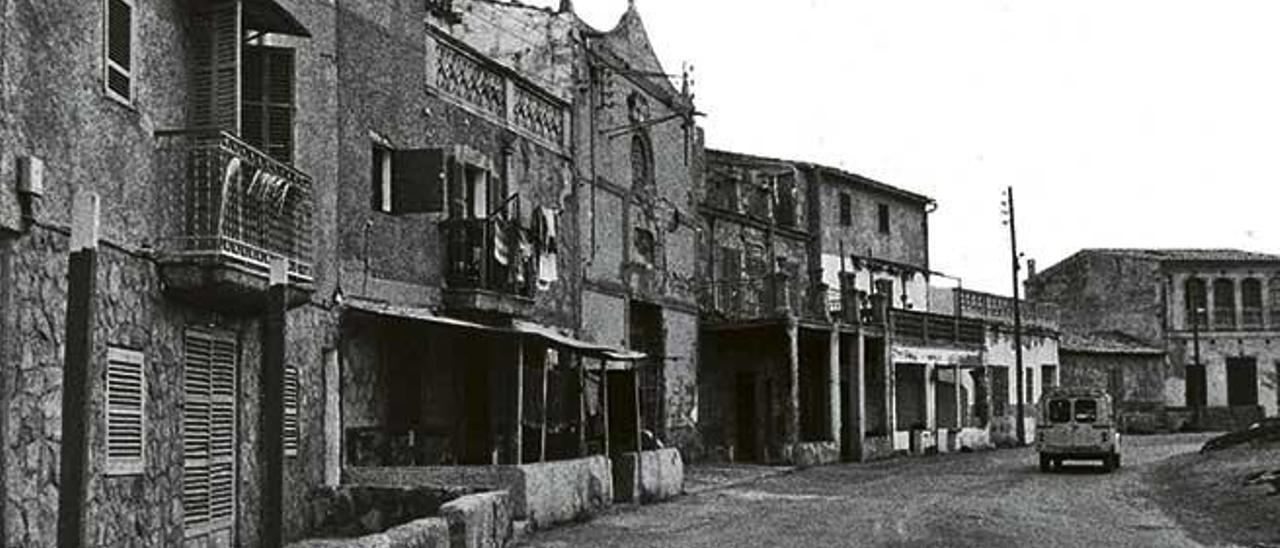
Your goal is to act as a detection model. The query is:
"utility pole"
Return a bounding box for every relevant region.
[1002,187,1026,445]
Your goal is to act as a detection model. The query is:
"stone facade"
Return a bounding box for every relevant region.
[1028,249,1280,429]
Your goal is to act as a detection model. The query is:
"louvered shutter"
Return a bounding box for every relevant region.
[242,45,295,164]
[190,1,242,132]
[283,365,299,457]
[104,0,133,102]
[105,347,145,475]
[392,149,447,214]
[183,329,237,536]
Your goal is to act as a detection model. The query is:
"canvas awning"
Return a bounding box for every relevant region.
[343,298,644,364]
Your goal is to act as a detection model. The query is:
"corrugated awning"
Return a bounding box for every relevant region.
[343,298,645,363]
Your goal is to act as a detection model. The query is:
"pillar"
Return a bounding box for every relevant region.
[57,193,98,548]
[261,258,289,547]
[783,320,801,454]
[844,332,866,461]
[827,329,841,444]
[953,365,963,430]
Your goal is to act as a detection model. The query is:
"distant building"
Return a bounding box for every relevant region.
[1027,248,1280,431]
[1058,331,1167,431]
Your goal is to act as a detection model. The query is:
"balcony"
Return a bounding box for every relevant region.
[1242,307,1264,329]
[954,288,1059,330]
[699,273,831,324]
[155,129,314,311]
[889,309,985,348]
[441,217,534,317]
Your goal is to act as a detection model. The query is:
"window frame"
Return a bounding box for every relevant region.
[877,203,890,234]
[103,0,136,105]
[838,193,852,227]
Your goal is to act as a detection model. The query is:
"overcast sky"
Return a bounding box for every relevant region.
[527,0,1280,294]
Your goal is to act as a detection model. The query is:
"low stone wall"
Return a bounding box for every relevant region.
[786,441,840,467]
[440,491,514,548]
[304,484,471,539]
[519,456,612,528]
[862,435,896,461]
[955,427,992,451]
[612,448,684,503]
[346,456,613,530]
[287,516,450,548]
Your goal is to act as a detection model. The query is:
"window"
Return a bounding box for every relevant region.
[104,0,134,103]
[105,347,145,475]
[838,193,852,226]
[877,203,890,234]
[1213,278,1236,329]
[631,134,654,193]
[1270,277,1280,327]
[242,45,295,163]
[465,165,489,219]
[633,228,656,266]
[1047,399,1071,423]
[284,365,299,458]
[1026,367,1036,405]
[370,145,447,214]
[991,366,1009,416]
[1242,278,1263,327]
[774,172,797,228]
[1073,399,1097,423]
[183,329,238,535]
[1184,277,1207,328]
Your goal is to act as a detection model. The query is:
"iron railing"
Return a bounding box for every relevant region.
[441,217,534,297]
[955,288,1058,329]
[1242,307,1264,329]
[156,129,314,281]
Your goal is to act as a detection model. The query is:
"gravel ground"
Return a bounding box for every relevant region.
[521,433,1222,548]
[1150,441,1280,548]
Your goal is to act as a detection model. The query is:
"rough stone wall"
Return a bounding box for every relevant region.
[1025,252,1165,343]
[336,0,578,330]
[661,309,698,455]
[810,168,929,271]
[1167,336,1280,417]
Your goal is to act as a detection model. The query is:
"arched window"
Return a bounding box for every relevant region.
[1242,278,1263,328]
[1184,278,1207,328]
[1269,276,1280,326]
[1213,278,1236,329]
[630,133,654,193]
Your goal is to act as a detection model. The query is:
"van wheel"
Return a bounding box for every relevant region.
[1039,454,1051,472]
[1111,453,1121,470]
[1103,454,1118,472]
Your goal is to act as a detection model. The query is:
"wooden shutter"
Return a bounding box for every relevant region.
[284,365,299,457]
[104,0,133,102]
[191,1,242,132]
[183,329,237,536]
[105,347,145,475]
[242,45,295,163]
[392,149,447,214]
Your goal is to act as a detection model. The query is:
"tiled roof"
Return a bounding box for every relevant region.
[1060,331,1165,355]
[1085,248,1280,263]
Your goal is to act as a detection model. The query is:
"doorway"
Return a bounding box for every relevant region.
[629,301,665,439]
[1226,357,1258,406]
[735,371,759,461]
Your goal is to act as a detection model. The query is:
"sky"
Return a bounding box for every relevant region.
[526,0,1280,294]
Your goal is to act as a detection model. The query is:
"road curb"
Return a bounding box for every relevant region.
[682,467,799,496]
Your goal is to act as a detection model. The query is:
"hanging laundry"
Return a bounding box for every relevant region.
[492,218,510,266]
[535,207,560,290]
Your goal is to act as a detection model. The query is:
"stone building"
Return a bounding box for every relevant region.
[0,0,336,545]
[448,0,705,457]
[696,149,838,465]
[1059,332,1167,432]
[1027,248,1280,430]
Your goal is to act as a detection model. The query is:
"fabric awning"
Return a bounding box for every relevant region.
[343,298,645,363]
[343,297,502,333]
[510,319,646,362]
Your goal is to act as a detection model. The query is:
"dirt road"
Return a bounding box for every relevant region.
[521,433,1221,548]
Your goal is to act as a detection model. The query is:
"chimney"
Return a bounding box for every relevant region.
[1026,258,1037,279]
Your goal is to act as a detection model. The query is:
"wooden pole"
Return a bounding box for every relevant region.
[57,192,98,548]
[633,366,643,504]
[601,360,610,456]
[514,337,524,465]
[540,350,549,462]
[261,258,289,548]
[1006,186,1026,445]
[578,355,587,457]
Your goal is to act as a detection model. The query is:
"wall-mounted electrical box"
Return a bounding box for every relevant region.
[17,155,44,196]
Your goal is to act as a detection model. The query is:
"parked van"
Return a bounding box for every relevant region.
[1036,386,1121,472]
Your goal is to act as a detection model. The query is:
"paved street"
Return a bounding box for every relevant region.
[521,433,1220,548]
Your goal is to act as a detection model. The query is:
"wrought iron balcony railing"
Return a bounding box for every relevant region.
[156,129,314,283]
[955,288,1059,330]
[699,274,831,323]
[441,217,534,297]
[1241,307,1264,329]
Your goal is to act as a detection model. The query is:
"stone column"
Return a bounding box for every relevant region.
[1205,276,1216,329]
[844,332,866,461]
[1234,275,1244,329]
[782,320,800,458]
[827,328,841,444]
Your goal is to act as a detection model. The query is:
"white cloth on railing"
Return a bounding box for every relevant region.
[534,207,559,290]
